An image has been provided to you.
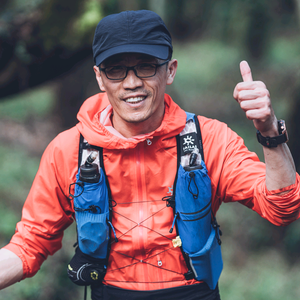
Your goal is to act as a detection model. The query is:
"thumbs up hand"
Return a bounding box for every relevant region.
[233,61,278,136]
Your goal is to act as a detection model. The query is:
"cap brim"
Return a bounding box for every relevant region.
[95,44,169,66]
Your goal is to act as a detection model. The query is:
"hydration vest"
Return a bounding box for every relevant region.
[67,112,223,291]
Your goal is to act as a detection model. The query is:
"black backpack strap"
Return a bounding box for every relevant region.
[194,115,204,161]
[78,134,85,169]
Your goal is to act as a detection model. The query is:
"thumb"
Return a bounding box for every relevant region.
[240,60,253,82]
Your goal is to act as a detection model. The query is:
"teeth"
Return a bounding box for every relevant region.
[125,96,145,103]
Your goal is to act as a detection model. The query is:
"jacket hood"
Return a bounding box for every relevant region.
[76,93,186,149]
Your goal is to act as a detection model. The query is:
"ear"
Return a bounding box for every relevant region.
[166,59,178,85]
[93,65,106,92]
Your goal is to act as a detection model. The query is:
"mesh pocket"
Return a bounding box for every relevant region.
[75,210,109,258]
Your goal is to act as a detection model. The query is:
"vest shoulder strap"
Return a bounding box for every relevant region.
[177,112,203,163]
[170,112,203,209]
[174,112,205,280]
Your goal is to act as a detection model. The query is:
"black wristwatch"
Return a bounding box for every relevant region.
[256,119,288,148]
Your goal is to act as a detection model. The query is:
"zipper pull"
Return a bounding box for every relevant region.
[107,220,118,242]
[169,212,179,233]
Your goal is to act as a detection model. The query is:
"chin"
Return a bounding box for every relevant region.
[126,117,148,124]
[124,113,150,124]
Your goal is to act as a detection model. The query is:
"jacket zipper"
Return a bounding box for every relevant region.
[135,143,149,289]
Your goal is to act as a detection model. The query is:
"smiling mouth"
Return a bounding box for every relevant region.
[125,96,146,104]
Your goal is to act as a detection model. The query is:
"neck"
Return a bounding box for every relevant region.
[111,111,165,138]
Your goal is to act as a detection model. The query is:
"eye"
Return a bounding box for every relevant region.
[106,66,126,74]
[137,63,156,71]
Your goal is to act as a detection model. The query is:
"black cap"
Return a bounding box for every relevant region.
[92,10,173,66]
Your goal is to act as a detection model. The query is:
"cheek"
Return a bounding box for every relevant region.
[149,75,167,95]
[153,80,167,98]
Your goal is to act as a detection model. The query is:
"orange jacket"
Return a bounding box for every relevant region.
[4,93,300,290]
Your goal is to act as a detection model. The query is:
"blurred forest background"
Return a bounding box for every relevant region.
[0,0,300,299]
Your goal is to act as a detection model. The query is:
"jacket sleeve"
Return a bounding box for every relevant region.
[202,117,300,226]
[3,130,77,278]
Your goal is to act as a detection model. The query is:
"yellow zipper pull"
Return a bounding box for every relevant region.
[172,236,182,248]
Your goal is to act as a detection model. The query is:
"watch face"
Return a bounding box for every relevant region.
[278,120,286,135]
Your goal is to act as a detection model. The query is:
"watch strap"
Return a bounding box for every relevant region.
[256,120,288,148]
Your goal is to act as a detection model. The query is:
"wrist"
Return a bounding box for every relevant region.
[256,120,288,148]
[258,119,279,137]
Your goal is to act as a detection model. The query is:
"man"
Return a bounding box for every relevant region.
[0,9,299,300]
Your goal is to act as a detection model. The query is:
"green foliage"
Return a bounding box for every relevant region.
[268,37,300,68]
[0,86,56,248]
[4,0,44,12]
[0,144,41,246]
[283,223,300,257]
[0,86,82,299]
[0,202,19,239]
[73,0,103,37]
[0,146,40,199]
[220,250,300,300]
[172,39,240,97]
[39,0,86,51]
[0,87,55,122]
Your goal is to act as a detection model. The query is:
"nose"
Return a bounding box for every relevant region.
[122,69,143,89]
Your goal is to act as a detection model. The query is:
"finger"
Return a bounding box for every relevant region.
[240,60,253,82]
[236,81,266,90]
[238,88,269,100]
[239,96,270,111]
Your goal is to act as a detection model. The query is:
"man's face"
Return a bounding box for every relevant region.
[94,53,177,137]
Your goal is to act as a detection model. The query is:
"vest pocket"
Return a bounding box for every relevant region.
[73,169,110,259]
[188,225,223,290]
[175,162,212,255]
[75,210,109,258]
[174,162,223,289]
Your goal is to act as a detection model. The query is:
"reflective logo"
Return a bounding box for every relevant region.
[183,135,194,146]
[90,271,99,280]
[180,132,198,155]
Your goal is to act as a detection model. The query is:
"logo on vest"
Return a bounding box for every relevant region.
[180,132,198,155]
[184,135,194,146]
